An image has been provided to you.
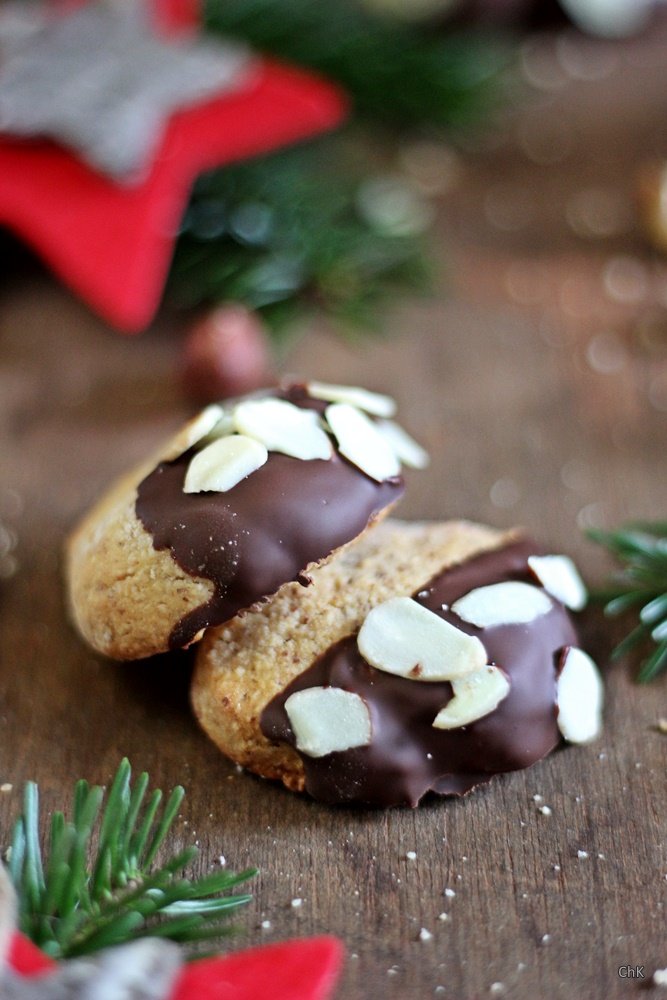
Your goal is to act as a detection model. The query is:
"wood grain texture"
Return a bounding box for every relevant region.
[1,28,666,1000]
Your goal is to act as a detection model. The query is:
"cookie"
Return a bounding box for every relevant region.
[191,519,603,807]
[66,382,425,660]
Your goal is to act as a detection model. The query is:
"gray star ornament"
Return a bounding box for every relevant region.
[0,860,16,970]
[0,939,183,1000]
[0,0,254,182]
[0,862,182,1000]
[0,2,50,56]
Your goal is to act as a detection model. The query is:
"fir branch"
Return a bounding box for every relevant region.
[171,1,511,335]
[170,140,431,336]
[588,523,667,682]
[5,760,256,960]
[204,0,510,131]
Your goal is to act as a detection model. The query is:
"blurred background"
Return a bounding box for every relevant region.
[2,0,667,395]
[2,4,667,999]
[2,0,666,569]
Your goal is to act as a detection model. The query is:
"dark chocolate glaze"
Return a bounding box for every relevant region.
[135,388,404,649]
[260,539,578,807]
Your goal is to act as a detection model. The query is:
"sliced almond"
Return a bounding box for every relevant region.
[357,596,487,681]
[307,381,396,418]
[285,687,372,757]
[376,419,430,469]
[195,409,236,448]
[325,403,401,482]
[556,647,604,744]
[183,434,268,493]
[432,665,510,730]
[233,398,333,461]
[528,555,587,611]
[162,404,226,461]
[452,581,552,629]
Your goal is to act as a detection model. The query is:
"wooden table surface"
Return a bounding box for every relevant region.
[1,28,666,1000]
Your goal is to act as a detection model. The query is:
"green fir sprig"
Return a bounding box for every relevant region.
[167,0,511,335]
[205,0,510,131]
[170,141,430,336]
[588,523,667,683]
[6,759,256,960]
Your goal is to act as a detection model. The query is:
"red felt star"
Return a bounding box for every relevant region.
[8,931,344,1000]
[0,0,347,333]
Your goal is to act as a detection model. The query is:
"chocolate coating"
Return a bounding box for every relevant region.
[135,390,404,649]
[260,539,578,807]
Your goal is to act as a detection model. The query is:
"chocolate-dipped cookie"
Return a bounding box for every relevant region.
[66,382,425,660]
[191,519,603,807]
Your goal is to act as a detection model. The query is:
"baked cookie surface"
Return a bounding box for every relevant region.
[66,382,422,660]
[191,519,603,807]
[191,519,507,793]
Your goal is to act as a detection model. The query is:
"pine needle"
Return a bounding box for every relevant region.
[204,0,509,130]
[169,0,512,335]
[5,760,256,959]
[588,523,667,683]
[169,140,431,337]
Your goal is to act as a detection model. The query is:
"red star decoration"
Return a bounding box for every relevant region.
[0,0,347,333]
[8,931,344,1000]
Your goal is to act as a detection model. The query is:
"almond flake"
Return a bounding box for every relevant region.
[307,381,396,417]
[324,403,401,482]
[233,398,332,461]
[285,687,372,758]
[432,665,510,729]
[357,597,487,681]
[195,409,236,448]
[162,404,226,460]
[556,647,604,744]
[452,581,552,629]
[376,419,430,469]
[528,555,587,611]
[183,435,268,493]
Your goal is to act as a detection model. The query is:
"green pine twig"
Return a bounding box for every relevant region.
[204,0,510,131]
[169,0,513,336]
[5,759,256,960]
[588,523,667,683]
[170,140,431,337]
